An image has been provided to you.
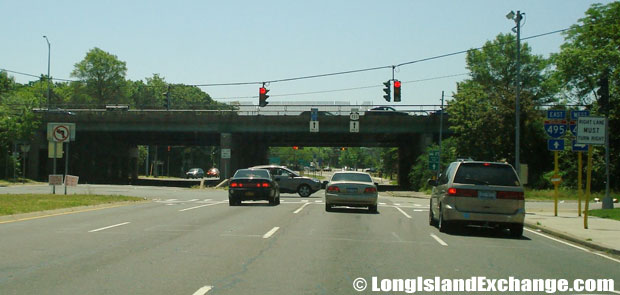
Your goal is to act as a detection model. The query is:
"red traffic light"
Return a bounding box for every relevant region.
[394,80,401,88]
[259,87,267,95]
[292,146,299,150]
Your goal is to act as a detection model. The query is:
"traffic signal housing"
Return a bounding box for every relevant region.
[393,80,401,102]
[382,81,391,102]
[259,87,269,107]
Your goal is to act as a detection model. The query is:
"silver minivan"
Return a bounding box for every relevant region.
[428,161,525,237]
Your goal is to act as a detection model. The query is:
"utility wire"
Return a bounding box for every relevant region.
[0,25,581,87]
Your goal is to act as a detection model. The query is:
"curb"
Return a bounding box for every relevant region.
[524,221,620,256]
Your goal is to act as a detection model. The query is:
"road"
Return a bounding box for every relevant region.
[1,185,618,295]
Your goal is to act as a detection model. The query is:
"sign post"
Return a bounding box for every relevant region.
[47,123,76,194]
[577,116,607,229]
[570,110,589,217]
[544,110,567,217]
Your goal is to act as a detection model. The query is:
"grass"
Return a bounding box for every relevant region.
[587,208,620,221]
[525,189,615,201]
[0,194,144,216]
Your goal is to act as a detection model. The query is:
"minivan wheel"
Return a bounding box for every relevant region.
[438,206,450,233]
[429,200,437,226]
[298,184,311,197]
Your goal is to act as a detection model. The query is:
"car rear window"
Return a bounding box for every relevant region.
[233,169,270,179]
[453,163,520,186]
[331,173,372,183]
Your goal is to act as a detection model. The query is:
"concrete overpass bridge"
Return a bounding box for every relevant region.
[25,106,448,187]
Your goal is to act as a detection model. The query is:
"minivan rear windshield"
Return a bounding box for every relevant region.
[453,163,520,186]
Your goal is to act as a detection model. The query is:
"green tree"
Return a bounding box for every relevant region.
[553,2,619,191]
[448,33,554,185]
[71,47,128,106]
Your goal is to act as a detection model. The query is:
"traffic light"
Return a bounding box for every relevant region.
[597,74,609,115]
[259,87,269,107]
[393,80,401,102]
[382,81,391,102]
[340,147,347,151]
[163,85,171,110]
[292,146,299,150]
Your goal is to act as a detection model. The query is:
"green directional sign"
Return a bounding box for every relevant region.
[428,150,440,171]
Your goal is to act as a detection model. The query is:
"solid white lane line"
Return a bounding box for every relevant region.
[314,200,322,203]
[430,233,448,246]
[89,222,131,233]
[262,227,280,239]
[192,285,213,295]
[301,199,309,203]
[379,202,387,205]
[293,203,310,214]
[179,201,227,212]
[413,209,426,212]
[188,199,199,202]
[524,228,620,264]
[395,206,412,219]
[394,203,401,206]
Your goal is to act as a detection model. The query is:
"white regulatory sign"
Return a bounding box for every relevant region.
[350,121,359,133]
[576,116,606,145]
[221,148,231,159]
[350,108,360,121]
[310,121,319,132]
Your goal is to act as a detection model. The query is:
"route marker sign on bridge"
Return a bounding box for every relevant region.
[309,121,319,132]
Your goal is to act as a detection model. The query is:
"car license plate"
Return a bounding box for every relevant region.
[478,190,496,199]
[346,188,358,193]
[245,191,255,197]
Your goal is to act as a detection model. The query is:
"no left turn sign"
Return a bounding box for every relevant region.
[53,125,70,142]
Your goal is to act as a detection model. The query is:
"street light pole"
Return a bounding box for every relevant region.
[507,11,523,178]
[43,35,51,109]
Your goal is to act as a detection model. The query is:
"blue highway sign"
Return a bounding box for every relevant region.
[571,140,588,152]
[570,110,590,120]
[544,120,568,138]
[547,139,565,151]
[547,110,566,120]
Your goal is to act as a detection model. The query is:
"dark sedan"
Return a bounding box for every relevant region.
[228,168,280,206]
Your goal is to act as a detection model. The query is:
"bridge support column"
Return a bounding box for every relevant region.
[27,130,45,180]
[220,133,233,179]
[398,144,416,189]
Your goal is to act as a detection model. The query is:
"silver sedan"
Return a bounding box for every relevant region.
[324,171,378,213]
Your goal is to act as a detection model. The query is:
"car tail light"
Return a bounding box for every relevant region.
[364,187,377,193]
[261,182,270,188]
[447,188,477,197]
[497,191,524,200]
[230,182,240,188]
[327,186,340,193]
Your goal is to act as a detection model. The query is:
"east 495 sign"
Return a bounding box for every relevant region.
[544,120,568,138]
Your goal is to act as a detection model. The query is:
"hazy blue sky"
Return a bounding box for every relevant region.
[1,0,614,107]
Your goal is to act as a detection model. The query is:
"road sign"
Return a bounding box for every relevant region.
[570,110,590,120]
[550,174,562,185]
[221,148,231,159]
[546,110,566,120]
[48,142,63,158]
[309,121,319,132]
[429,162,439,171]
[544,120,568,138]
[350,108,359,121]
[571,140,588,152]
[349,121,359,133]
[47,123,76,141]
[547,139,565,151]
[49,175,63,186]
[65,175,79,187]
[310,108,318,121]
[569,110,590,136]
[576,117,606,145]
[428,150,440,170]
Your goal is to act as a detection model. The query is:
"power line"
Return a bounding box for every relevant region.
[1,25,577,88]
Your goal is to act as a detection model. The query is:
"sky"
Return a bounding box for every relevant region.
[1,0,615,108]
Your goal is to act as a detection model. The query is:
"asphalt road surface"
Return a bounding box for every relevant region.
[1,185,618,294]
